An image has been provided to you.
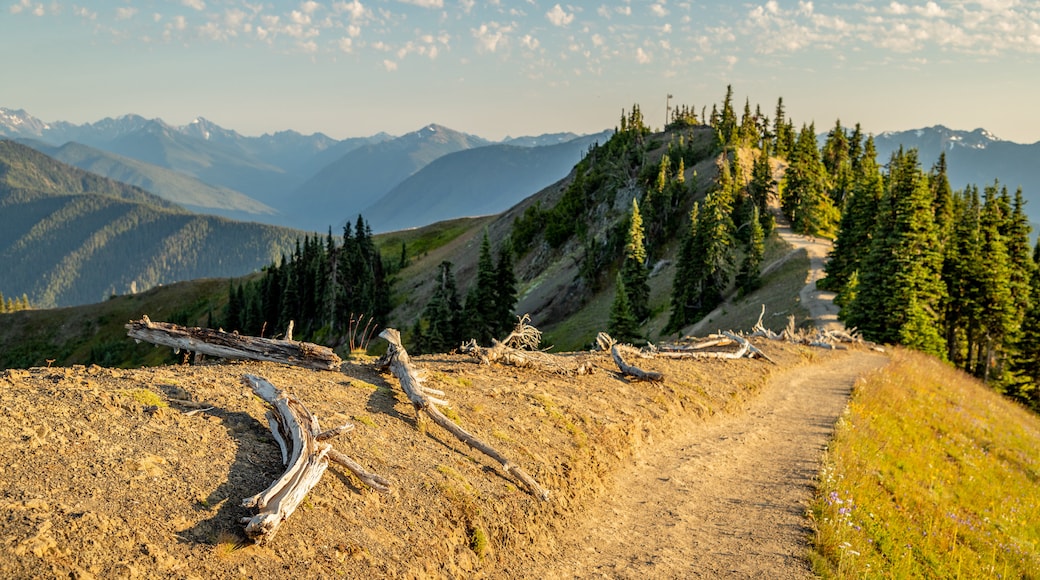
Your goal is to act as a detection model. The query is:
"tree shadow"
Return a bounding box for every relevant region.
[170,405,282,547]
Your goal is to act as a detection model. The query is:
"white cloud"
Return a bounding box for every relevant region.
[335,0,367,20]
[521,34,540,49]
[383,59,398,71]
[116,7,138,20]
[337,36,353,51]
[887,2,909,15]
[651,4,668,18]
[397,0,444,8]
[916,1,943,18]
[473,22,511,52]
[299,39,318,52]
[182,0,205,10]
[636,46,651,63]
[546,4,574,27]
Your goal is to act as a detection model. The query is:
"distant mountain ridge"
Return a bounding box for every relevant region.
[0,140,303,308]
[1,107,609,233]
[363,130,613,232]
[871,125,1040,222]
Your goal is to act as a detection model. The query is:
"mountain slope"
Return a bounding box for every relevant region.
[23,140,278,221]
[362,131,612,233]
[285,124,490,231]
[0,140,303,308]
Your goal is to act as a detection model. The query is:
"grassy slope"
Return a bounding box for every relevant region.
[812,348,1040,577]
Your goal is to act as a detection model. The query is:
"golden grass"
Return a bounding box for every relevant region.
[811,348,1040,578]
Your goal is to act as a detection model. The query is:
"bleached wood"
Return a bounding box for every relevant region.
[125,316,341,370]
[379,328,550,501]
[240,374,390,543]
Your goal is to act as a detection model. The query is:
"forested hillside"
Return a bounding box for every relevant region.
[0,140,304,308]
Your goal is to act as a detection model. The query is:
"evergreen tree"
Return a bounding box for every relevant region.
[821,119,852,208]
[782,123,838,237]
[463,232,499,344]
[929,153,955,245]
[608,275,640,343]
[942,187,984,366]
[666,204,701,334]
[772,97,794,158]
[822,136,883,294]
[736,206,765,295]
[422,261,463,353]
[620,198,651,321]
[224,280,243,331]
[844,148,945,356]
[1010,240,1040,406]
[747,145,776,237]
[493,240,519,337]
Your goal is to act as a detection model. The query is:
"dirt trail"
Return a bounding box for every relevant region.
[546,351,886,579]
[771,220,842,332]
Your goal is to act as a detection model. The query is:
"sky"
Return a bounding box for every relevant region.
[2,0,1039,143]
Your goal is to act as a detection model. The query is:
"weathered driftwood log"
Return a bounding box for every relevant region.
[462,315,593,376]
[240,375,389,544]
[379,328,550,501]
[610,344,664,382]
[596,333,664,381]
[126,316,341,370]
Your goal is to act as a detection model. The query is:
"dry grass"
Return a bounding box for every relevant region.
[811,348,1040,578]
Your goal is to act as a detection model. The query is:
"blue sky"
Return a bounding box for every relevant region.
[3,1,1039,143]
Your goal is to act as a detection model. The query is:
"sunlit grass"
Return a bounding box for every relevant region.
[811,348,1040,578]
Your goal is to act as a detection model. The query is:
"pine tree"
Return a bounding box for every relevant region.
[821,119,852,208]
[822,136,883,294]
[422,261,463,353]
[620,198,651,322]
[608,275,640,343]
[736,206,765,295]
[463,232,499,344]
[747,145,775,237]
[493,240,518,337]
[782,123,838,237]
[666,204,701,334]
[844,148,945,356]
[1010,240,1040,406]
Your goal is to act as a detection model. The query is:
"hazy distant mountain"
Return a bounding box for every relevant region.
[285,124,490,231]
[0,140,302,307]
[21,140,278,221]
[872,125,1040,221]
[364,130,613,232]
[0,108,379,209]
[502,132,588,147]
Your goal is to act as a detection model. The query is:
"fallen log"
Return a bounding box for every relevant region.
[462,315,593,376]
[240,374,389,544]
[610,344,664,382]
[379,328,550,501]
[126,316,341,370]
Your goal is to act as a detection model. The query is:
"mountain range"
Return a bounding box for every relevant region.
[0,140,304,308]
[868,125,1040,222]
[0,108,607,233]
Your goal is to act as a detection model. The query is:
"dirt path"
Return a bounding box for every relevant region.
[771,220,842,332]
[547,351,886,579]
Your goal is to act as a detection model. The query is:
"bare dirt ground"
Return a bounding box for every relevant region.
[542,351,886,579]
[0,216,883,578]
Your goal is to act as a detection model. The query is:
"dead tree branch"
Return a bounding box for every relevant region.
[379,328,550,501]
[240,375,389,544]
[461,315,593,376]
[126,316,341,370]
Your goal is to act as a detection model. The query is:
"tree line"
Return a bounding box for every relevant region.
[222,215,391,349]
[821,133,1040,406]
[0,291,31,313]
